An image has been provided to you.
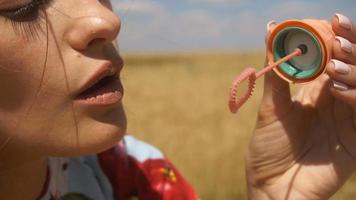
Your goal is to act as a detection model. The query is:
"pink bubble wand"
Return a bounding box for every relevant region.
[228,48,303,113]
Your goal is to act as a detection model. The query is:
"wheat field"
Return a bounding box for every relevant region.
[121,52,356,200]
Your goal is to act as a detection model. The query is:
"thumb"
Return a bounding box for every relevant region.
[265,20,276,45]
[259,21,293,122]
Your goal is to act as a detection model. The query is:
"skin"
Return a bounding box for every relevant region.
[0,0,126,199]
[247,16,356,199]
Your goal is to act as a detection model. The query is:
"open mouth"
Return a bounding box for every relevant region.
[75,74,123,106]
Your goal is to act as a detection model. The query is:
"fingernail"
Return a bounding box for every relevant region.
[332,80,348,91]
[336,36,353,53]
[266,20,276,32]
[331,59,351,74]
[335,13,352,30]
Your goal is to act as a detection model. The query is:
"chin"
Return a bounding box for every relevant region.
[82,105,127,154]
[49,107,127,157]
[86,124,125,153]
[54,125,126,157]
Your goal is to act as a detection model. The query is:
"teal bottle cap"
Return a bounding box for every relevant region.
[272,27,323,79]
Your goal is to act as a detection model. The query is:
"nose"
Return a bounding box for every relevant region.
[65,7,121,50]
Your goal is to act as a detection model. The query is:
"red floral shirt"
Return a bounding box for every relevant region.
[37,135,198,200]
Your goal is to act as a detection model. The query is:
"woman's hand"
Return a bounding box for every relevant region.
[246,14,356,200]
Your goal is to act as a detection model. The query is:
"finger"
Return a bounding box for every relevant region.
[336,117,356,161]
[331,101,356,172]
[330,79,356,108]
[326,59,356,87]
[332,13,355,43]
[260,21,292,120]
[265,20,276,45]
[333,36,356,65]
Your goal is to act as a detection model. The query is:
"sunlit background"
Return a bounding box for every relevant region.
[114,0,356,52]
[113,1,356,199]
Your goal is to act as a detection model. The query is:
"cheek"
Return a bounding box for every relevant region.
[0,31,76,150]
[0,16,75,112]
[0,71,33,111]
[0,33,50,110]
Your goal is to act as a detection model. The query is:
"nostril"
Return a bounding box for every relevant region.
[88,38,107,47]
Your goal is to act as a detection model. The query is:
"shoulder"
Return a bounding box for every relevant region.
[97,134,199,200]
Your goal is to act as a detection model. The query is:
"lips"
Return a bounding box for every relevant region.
[74,62,123,106]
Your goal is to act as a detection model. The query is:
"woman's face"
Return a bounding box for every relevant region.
[0,0,126,157]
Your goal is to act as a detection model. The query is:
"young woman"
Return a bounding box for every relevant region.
[0,1,197,199]
[246,14,356,200]
[0,1,355,200]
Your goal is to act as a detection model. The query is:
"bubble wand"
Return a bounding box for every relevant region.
[229,19,335,114]
[228,45,306,113]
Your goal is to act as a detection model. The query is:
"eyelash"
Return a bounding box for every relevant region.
[0,0,45,22]
[0,0,53,39]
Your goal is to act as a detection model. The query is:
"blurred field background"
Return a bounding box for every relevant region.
[114,0,356,199]
[121,52,356,200]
